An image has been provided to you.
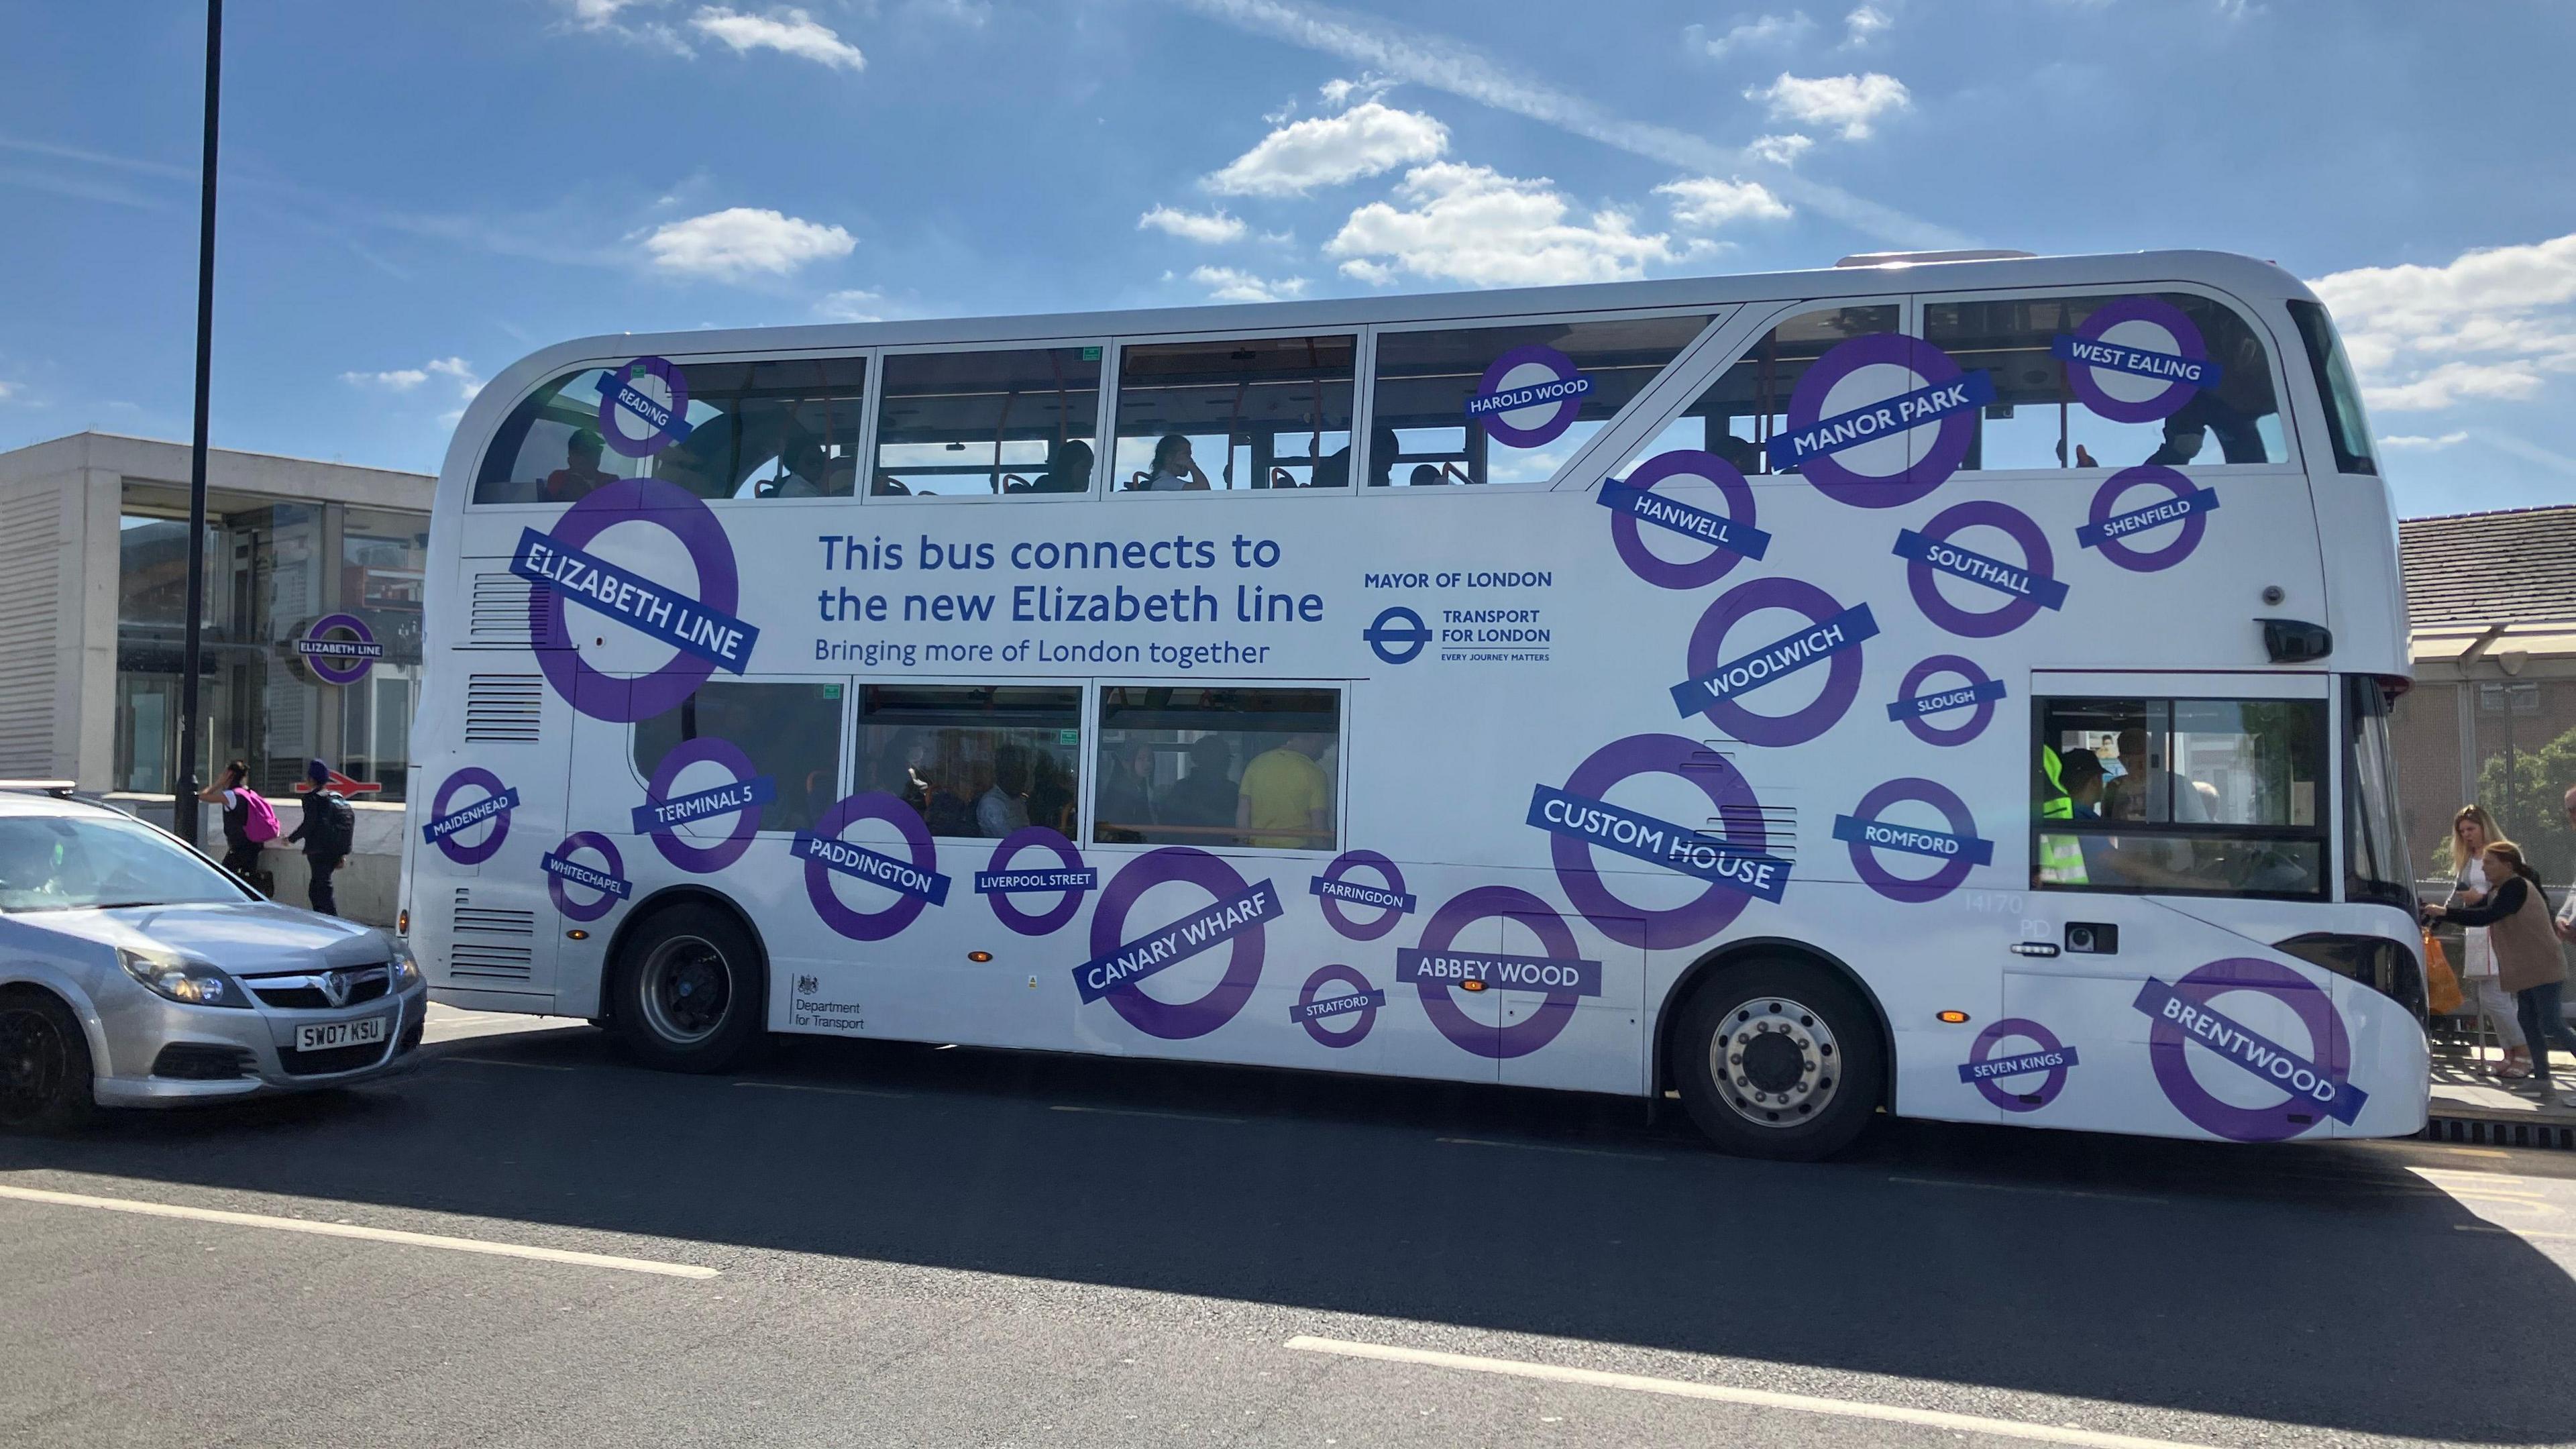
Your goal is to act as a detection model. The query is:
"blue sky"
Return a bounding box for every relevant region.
[2,0,2572,517]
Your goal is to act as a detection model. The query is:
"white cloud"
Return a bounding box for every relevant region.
[346,357,480,425]
[1746,71,1910,140]
[815,288,883,322]
[1204,101,1450,197]
[1746,132,1815,166]
[564,0,655,28]
[1685,13,1813,57]
[643,206,856,280]
[427,356,485,399]
[688,6,865,70]
[1318,74,1393,109]
[0,382,15,402]
[1326,163,1679,289]
[1841,4,1892,46]
[342,366,429,391]
[1138,205,1248,244]
[1658,176,1792,228]
[2308,232,2576,412]
[557,0,693,54]
[1338,258,1397,286]
[2378,431,2469,451]
[1191,266,1307,303]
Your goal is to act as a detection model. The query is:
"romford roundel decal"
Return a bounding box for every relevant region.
[1833,777,1991,905]
[1529,733,1790,950]
[796,791,952,942]
[1469,345,1593,449]
[1600,449,1770,592]
[2053,297,2220,425]
[1399,886,1597,1059]
[633,737,773,874]
[421,767,518,866]
[975,826,1095,937]
[297,612,384,685]
[1293,964,1385,1049]
[1886,654,2006,747]
[1077,849,1281,1040]
[1767,333,1992,508]
[2134,958,2366,1142]
[2077,466,2222,574]
[542,830,631,923]
[597,356,695,458]
[1895,500,2067,639]
[1957,1018,2079,1113]
[1310,849,1415,942]
[514,476,757,722]
[1669,576,1875,747]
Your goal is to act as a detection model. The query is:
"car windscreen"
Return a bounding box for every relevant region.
[0,814,253,912]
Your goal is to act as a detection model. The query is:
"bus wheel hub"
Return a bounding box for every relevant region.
[1712,998,1839,1128]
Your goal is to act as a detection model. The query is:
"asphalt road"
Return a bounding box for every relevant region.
[3,1006,2571,1449]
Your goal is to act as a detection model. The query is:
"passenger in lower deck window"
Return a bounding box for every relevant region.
[1237,731,1332,850]
[1095,742,1159,843]
[1407,464,1445,487]
[977,746,1032,838]
[1158,737,1237,839]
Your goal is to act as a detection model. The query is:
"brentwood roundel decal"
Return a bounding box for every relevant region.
[1468,344,1592,449]
[1957,1018,2080,1113]
[632,737,773,874]
[421,767,517,866]
[2053,297,2220,425]
[1600,449,1770,591]
[1886,654,2006,747]
[513,476,758,723]
[1894,500,2068,639]
[1529,733,1790,950]
[596,356,695,458]
[1398,887,1597,1059]
[975,826,1095,937]
[796,791,952,942]
[542,830,631,923]
[1833,777,1992,905]
[1293,964,1385,1049]
[2077,466,2222,574]
[1766,333,1992,508]
[297,613,384,685]
[2133,957,2367,1142]
[1075,848,1281,1040]
[1309,849,1415,942]
[1668,576,1876,748]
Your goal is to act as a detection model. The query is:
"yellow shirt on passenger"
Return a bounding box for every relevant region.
[1238,747,1330,849]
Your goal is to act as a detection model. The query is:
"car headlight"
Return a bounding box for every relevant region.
[116,947,249,1008]
[390,942,423,989]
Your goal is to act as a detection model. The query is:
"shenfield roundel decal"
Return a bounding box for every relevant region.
[514,476,758,723]
[1399,886,1597,1060]
[1469,344,1593,449]
[1075,848,1281,1041]
[1832,777,1991,905]
[1767,333,1992,509]
[1894,500,2068,639]
[796,790,952,942]
[2077,466,2222,575]
[1528,733,1790,951]
[2135,957,2365,1143]
[421,767,518,867]
[2053,297,2220,425]
[1600,449,1770,592]
[1669,576,1875,748]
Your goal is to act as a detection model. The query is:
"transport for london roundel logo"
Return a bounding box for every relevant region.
[1364,606,1431,665]
[2133,957,2366,1143]
[513,476,757,722]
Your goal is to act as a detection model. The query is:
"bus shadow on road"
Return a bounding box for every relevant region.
[3,1026,2567,1446]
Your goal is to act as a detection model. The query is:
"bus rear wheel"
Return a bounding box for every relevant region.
[610,904,769,1073]
[1674,959,1883,1161]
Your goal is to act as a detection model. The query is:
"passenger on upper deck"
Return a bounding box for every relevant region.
[771,438,830,498]
[1026,439,1094,494]
[1136,434,1213,491]
[542,428,615,503]
[2145,416,2206,468]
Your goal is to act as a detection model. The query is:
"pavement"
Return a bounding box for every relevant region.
[3,1004,2573,1449]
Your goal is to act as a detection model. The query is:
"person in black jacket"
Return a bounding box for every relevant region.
[284,757,352,917]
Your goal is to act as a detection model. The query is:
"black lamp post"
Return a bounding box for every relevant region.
[173,0,221,845]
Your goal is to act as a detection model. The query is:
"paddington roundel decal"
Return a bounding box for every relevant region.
[1895,500,2068,639]
[1887,655,2006,747]
[1293,964,1385,1049]
[514,476,758,723]
[2134,957,2366,1142]
[1600,449,1770,591]
[2077,466,2222,574]
[1766,333,1992,508]
[541,830,631,923]
[796,791,952,942]
[1833,777,1991,905]
[1528,733,1791,950]
[1309,849,1415,941]
[1669,576,1875,748]
[975,827,1095,937]
[1469,345,1593,449]
[1957,1018,2079,1113]
[421,767,517,867]
[2053,297,2220,425]
[1399,887,1597,1060]
[596,356,695,458]
[633,737,773,874]
[1075,849,1281,1040]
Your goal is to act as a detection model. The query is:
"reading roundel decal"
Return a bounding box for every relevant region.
[2135,958,2367,1143]
[1767,333,1992,508]
[797,791,952,942]
[597,356,695,458]
[1896,500,2067,639]
[1529,733,1790,951]
[2055,297,2220,425]
[1470,345,1593,449]
[521,476,756,722]
[1401,888,1595,1060]
[2078,466,2222,575]
[1076,848,1281,1041]
[1602,449,1769,592]
[1671,576,1875,748]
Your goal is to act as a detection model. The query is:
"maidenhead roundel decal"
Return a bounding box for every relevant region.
[1470,345,1592,449]
[1669,576,1875,747]
[2135,957,2365,1142]
[1077,848,1280,1040]
[514,476,758,723]
[1894,500,2068,639]
[2078,466,2222,575]
[1832,777,1991,905]
[1957,1018,2080,1113]
[1767,333,1991,508]
[421,767,517,866]
[2053,297,2220,425]
[797,791,952,942]
[1529,733,1789,951]
[1400,886,1597,1059]
[1601,449,1768,592]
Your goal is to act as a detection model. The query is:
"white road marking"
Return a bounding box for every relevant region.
[1886,1175,2168,1205]
[1049,1104,1244,1124]
[0,1183,718,1279]
[734,1079,911,1100]
[1436,1136,1667,1161]
[1284,1336,2224,1449]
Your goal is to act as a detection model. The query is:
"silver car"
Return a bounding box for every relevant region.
[0,784,427,1131]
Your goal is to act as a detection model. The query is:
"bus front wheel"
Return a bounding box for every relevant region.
[610,904,769,1073]
[1674,959,1884,1161]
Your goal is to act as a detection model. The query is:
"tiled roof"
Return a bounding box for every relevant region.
[2400,504,2576,628]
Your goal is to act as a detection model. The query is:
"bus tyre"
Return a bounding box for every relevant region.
[0,988,96,1134]
[610,904,769,1073]
[1674,961,1883,1161]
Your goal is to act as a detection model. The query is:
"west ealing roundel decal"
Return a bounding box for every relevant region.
[1669,576,1876,748]
[1398,887,1598,1059]
[297,613,384,685]
[1075,848,1282,1040]
[420,767,518,866]
[1894,500,2068,639]
[1766,333,1993,509]
[1599,449,1772,592]
[632,737,774,874]
[1886,654,2006,747]
[1529,733,1791,950]
[2134,957,2367,1142]
[2053,297,2222,424]
[1957,1018,2080,1113]
[2077,466,2223,575]
[796,791,953,942]
[1309,849,1417,942]
[1293,964,1385,1049]
[1468,344,1593,449]
[596,356,696,458]
[975,826,1095,937]
[1831,777,1992,905]
[541,830,631,923]
[513,476,759,723]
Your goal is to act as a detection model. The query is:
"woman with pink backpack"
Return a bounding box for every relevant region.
[196,758,279,889]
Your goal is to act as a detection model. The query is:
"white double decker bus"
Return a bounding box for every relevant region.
[406,248,2426,1158]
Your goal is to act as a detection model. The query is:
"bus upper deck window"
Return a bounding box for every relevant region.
[1110,335,1355,490]
[874,347,1104,498]
[472,356,868,505]
[1371,315,1714,488]
[1604,305,1893,483]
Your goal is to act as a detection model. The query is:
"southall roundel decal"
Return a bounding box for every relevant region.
[1669,576,1875,748]
[1895,500,2068,639]
[1601,449,1769,592]
[597,356,695,458]
[2077,466,2222,575]
[1293,964,1385,1049]
[2134,957,2367,1142]
[541,831,631,924]
[634,737,773,874]
[1075,849,1281,1041]
[2053,297,2220,425]
[1766,333,1992,508]
[796,791,952,943]
[1470,345,1592,449]
[1833,777,1991,905]
[1887,655,2006,747]
[975,827,1095,937]
[515,476,757,723]
[1957,1018,2079,1113]
[1528,733,1790,951]
[1310,849,1415,942]
[1399,887,1597,1060]
[421,767,517,867]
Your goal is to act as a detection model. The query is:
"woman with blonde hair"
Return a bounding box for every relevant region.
[2429,839,2576,1101]
[2445,805,2529,1078]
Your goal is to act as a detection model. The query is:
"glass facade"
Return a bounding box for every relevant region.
[114,486,428,802]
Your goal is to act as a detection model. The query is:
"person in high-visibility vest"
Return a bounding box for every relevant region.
[2036,745,2089,886]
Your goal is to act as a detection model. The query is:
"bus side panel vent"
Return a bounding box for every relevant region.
[465,572,541,649]
[449,889,537,982]
[463,674,545,744]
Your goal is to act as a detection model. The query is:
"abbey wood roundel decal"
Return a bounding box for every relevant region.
[2077,466,2222,574]
[2134,957,2366,1142]
[596,356,694,458]
[796,791,952,942]
[1310,849,1415,941]
[541,830,631,923]
[1894,500,2068,639]
[1600,449,1770,592]
[2053,297,2220,425]
[1293,964,1385,1049]
[1468,345,1592,449]
[1766,333,1992,509]
[1832,777,1991,905]
[1887,654,2006,747]
[975,826,1095,936]
[513,476,758,723]
[421,767,517,866]
[1529,733,1790,950]
[297,613,384,685]
[1668,576,1876,747]
[632,737,773,874]
[1076,849,1281,1040]
[1399,887,1598,1059]
[1957,1018,2080,1113]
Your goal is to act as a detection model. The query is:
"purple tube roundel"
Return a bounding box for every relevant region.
[1772,333,1983,508]
[639,737,765,874]
[1407,886,1586,1060]
[424,767,515,867]
[1898,499,2063,639]
[2139,957,2363,1143]
[526,477,743,723]
[2061,297,2212,424]
[1607,449,1764,592]
[979,826,1092,937]
[1086,847,1269,1040]
[1548,733,1772,950]
[800,790,943,941]
[1679,576,1872,748]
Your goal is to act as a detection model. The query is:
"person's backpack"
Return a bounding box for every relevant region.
[238,788,281,844]
[311,790,357,859]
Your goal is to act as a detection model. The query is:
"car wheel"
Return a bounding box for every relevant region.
[0,988,97,1134]
[1673,958,1884,1161]
[610,904,769,1073]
